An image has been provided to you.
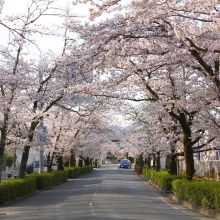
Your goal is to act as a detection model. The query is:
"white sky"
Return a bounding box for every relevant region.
[0,0,133,127]
[1,0,130,56]
[1,0,89,18]
[1,0,90,55]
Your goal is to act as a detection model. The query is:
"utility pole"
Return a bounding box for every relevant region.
[39,72,45,173]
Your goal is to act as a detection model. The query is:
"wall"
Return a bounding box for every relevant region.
[160,157,220,181]
[194,160,220,181]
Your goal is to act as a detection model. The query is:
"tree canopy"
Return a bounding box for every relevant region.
[0,0,220,181]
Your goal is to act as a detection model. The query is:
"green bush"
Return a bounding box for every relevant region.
[66,167,76,179]
[65,166,93,179]
[67,166,80,178]
[142,168,185,190]
[142,167,152,179]
[172,179,220,211]
[22,176,37,195]
[52,170,68,183]
[28,170,68,190]
[82,166,89,174]
[0,166,91,205]
[171,178,185,198]
[74,167,82,177]
[0,181,11,204]
[88,165,93,172]
[214,188,220,210]
[34,173,54,190]
[0,177,36,205]
[6,154,14,166]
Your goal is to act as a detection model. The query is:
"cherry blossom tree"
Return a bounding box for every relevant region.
[0,0,82,180]
[72,106,115,165]
[40,89,116,169]
[0,0,3,14]
[65,0,220,180]
[0,0,61,181]
[1,0,220,182]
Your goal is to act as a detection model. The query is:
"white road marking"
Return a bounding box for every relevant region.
[161,198,179,210]
[89,202,96,216]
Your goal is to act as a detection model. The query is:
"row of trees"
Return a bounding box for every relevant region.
[66,0,220,180]
[1,0,220,181]
[0,0,119,182]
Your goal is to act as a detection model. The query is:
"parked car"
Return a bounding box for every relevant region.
[26,159,56,174]
[106,159,111,164]
[118,159,132,169]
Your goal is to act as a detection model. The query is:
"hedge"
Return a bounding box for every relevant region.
[142,168,220,211]
[0,176,36,205]
[28,170,68,190]
[142,168,185,191]
[0,166,94,205]
[172,179,220,211]
[65,165,93,179]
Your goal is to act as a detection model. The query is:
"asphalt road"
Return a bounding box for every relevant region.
[0,164,212,220]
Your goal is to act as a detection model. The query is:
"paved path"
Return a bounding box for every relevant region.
[0,165,212,219]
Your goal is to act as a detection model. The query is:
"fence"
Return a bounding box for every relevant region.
[160,157,220,181]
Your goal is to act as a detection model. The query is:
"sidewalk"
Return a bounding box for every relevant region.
[140,175,220,220]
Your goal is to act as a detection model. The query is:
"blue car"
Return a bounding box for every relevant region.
[118,159,132,169]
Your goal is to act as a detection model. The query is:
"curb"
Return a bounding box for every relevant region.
[172,196,220,220]
[140,176,220,219]
[0,191,38,207]
[0,170,94,207]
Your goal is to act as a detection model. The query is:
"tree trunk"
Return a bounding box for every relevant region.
[19,121,38,178]
[138,153,144,168]
[85,157,90,166]
[47,153,55,172]
[165,154,170,170]
[183,133,195,180]
[165,153,178,175]
[57,155,64,171]
[155,151,160,172]
[135,157,139,166]
[69,154,76,167]
[152,153,156,169]
[90,158,93,166]
[0,154,4,183]
[169,112,195,180]
[0,130,6,182]
[144,157,148,167]
[78,159,83,167]
[19,145,31,178]
[125,152,129,159]
[179,113,195,180]
[147,154,151,168]
[94,159,98,168]
[169,153,177,175]
[69,149,76,167]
